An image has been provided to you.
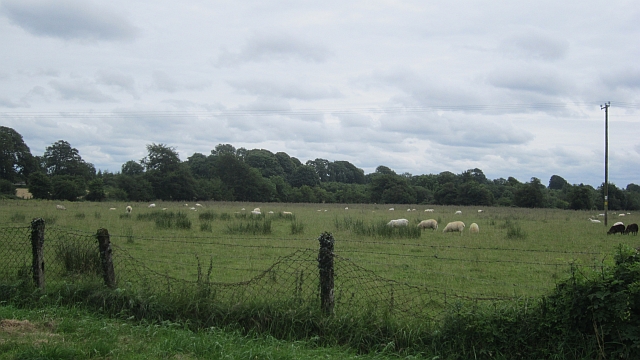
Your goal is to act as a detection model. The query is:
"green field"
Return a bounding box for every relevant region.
[2,199,637,302]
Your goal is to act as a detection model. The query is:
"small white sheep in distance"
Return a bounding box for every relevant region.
[455,210,462,215]
[425,209,434,212]
[469,223,479,233]
[126,206,132,213]
[387,219,409,227]
[477,209,484,213]
[619,213,626,217]
[443,221,465,234]
[251,210,261,215]
[282,211,293,216]
[389,207,394,211]
[253,207,261,212]
[148,203,156,208]
[196,203,203,207]
[56,204,66,210]
[109,208,116,211]
[417,219,438,230]
[589,218,601,223]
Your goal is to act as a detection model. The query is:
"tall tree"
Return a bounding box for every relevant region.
[121,160,144,176]
[245,149,284,178]
[549,175,569,190]
[514,177,546,208]
[43,140,95,180]
[0,126,36,182]
[141,143,180,173]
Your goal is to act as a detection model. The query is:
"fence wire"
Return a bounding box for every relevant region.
[1,224,590,323]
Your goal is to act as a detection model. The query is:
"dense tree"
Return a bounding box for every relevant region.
[210,143,237,157]
[117,175,153,201]
[121,160,144,176]
[28,172,51,199]
[0,126,36,183]
[375,165,396,176]
[549,175,569,190]
[141,143,180,173]
[50,175,85,201]
[514,177,546,208]
[306,158,331,182]
[290,165,320,188]
[245,149,285,178]
[328,161,366,184]
[214,154,274,201]
[568,184,595,210]
[275,152,299,180]
[434,182,457,205]
[456,182,493,206]
[0,179,16,196]
[186,153,212,179]
[368,173,414,204]
[43,140,95,180]
[85,179,106,202]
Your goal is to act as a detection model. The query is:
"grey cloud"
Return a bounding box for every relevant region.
[487,66,567,96]
[215,33,331,67]
[602,68,640,90]
[96,71,138,98]
[49,79,117,103]
[1,0,138,41]
[228,80,342,100]
[0,96,21,108]
[151,71,179,93]
[499,32,569,61]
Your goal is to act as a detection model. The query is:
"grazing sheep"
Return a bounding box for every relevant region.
[345,207,349,210]
[268,211,274,214]
[625,223,639,235]
[589,218,601,223]
[619,213,626,217]
[455,210,462,215]
[196,203,203,207]
[469,223,479,233]
[387,219,409,227]
[607,224,626,235]
[477,209,484,213]
[251,210,261,215]
[56,204,66,210]
[443,221,465,234]
[417,219,438,230]
[614,221,624,226]
[241,208,245,211]
[126,206,132,214]
[109,208,116,211]
[282,211,293,216]
[425,209,434,212]
[148,203,156,208]
[253,207,261,212]
[389,207,394,211]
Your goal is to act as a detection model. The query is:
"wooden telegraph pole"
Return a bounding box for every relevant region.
[601,102,610,226]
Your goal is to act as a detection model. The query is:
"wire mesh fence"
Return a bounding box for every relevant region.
[0,219,601,323]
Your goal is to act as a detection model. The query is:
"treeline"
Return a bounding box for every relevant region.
[1,126,639,210]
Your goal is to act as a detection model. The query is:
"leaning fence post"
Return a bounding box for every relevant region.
[317,232,335,315]
[96,228,116,289]
[30,218,45,290]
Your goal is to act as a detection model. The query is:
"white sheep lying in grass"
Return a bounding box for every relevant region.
[282,211,293,216]
[126,206,132,214]
[56,204,66,210]
[455,210,462,215]
[469,223,479,233]
[425,209,434,212]
[387,219,409,227]
[443,221,465,234]
[148,203,156,208]
[417,219,438,230]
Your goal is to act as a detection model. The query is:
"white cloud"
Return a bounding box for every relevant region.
[1,0,138,41]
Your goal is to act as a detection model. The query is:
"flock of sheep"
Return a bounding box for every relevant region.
[387,209,480,235]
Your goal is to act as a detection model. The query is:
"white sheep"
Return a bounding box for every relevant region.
[253,207,261,212]
[345,207,349,210]
[619,213,626,217]
[251,210,261,215]
[282,211,293,216]
[589,218,601,223]
[148,203,156,208]
[477,209,484,213]
[455,210,462,215]
[417,219,438,230]
[387,219,409,227]
[56,204,66,210]
[469,223,479,233]
[443,221,465,234]
[196,203,203,207]
[109,208,116,211]
[425,209,434,212]
[389,207,395,211]
[126,206,132,214]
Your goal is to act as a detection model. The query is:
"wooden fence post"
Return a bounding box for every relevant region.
[317,232,335,315]
[96,228,116,289]
[30,218,45,290]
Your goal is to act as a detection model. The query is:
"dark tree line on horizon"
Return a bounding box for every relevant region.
[1,126,640,210]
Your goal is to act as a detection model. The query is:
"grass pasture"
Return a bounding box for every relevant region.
[2,200,638,304]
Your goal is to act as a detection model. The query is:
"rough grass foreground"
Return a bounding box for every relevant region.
[3,244,640,359]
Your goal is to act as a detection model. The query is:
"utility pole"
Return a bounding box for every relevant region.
[601,102,610,227]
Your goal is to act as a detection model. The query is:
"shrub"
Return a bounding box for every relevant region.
[55,240,101,275]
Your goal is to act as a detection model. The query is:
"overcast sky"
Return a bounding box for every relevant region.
[1,0,639,188]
